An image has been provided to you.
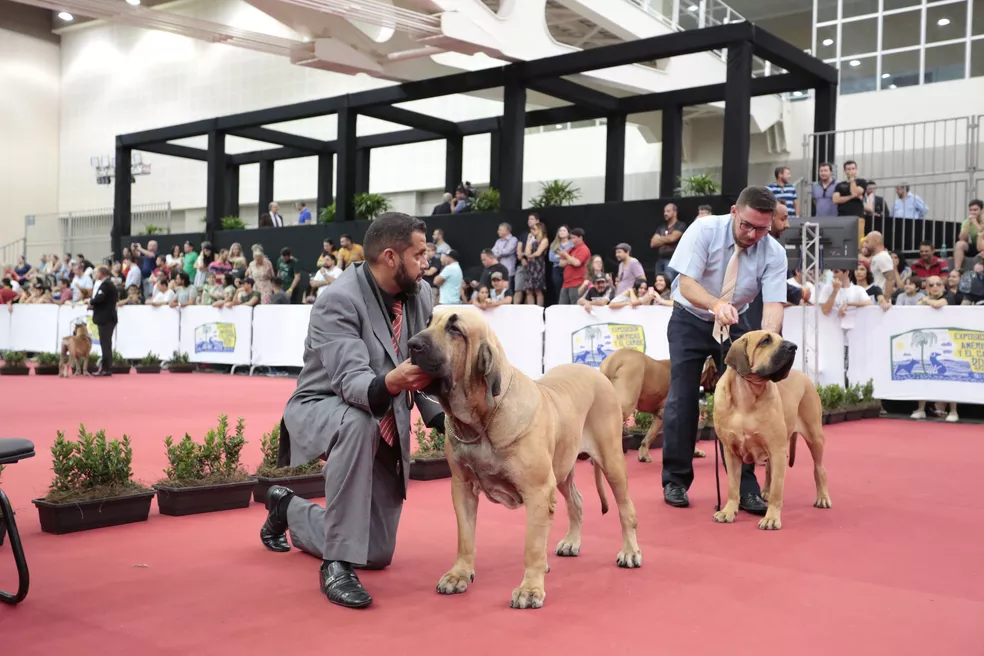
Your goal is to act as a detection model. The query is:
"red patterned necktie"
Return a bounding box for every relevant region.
[378,300,403,447]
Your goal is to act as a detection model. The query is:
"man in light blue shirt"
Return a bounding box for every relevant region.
[662,186,788,513]
[435,250,463,305]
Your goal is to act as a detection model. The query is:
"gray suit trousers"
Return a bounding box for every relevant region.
[285,406,403,569]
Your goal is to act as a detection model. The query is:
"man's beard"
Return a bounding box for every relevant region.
[396,260,420,297]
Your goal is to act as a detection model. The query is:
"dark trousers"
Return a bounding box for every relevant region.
[661,305,761,497]
[96,322,115,371]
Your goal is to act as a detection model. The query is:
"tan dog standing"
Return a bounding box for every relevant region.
[712,331,830,530]
[601,350,719,462]
[407,307,642,610]
[60,322,92,378]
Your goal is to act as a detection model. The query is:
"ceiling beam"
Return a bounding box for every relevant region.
[359,105,461,136]
[226,127,332,153]
[136,142,209,161]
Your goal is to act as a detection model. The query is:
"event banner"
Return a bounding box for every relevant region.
[178,306,253,366]
[115,306,181,360]
[251,305,313,369]
[543,305,672,371]
[7,304,60,353]
[442,304,545,380]
[848,306,984,404]
[0,307,11,351]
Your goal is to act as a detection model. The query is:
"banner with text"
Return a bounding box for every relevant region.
[178,306,253,365]
[544,306,671,371]
[443,304,546,380]
[848,306,984,404]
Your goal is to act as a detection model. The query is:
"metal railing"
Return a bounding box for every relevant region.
[1,238,26,267]
[800,115,982,258]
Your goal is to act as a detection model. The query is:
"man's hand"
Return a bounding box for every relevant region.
[714,302,739,327]
[385,359,433,395]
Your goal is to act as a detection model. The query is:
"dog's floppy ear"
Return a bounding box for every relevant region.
[724,338,752,377]
[475,341,502,407]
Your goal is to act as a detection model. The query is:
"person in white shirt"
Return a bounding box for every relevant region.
[818,267,872,330]
[434,250,463,305]
[484,272,512,307]
[70,263,93,303]
[146,278,176,306]
[310,254,343,298]
[786,269,815,305]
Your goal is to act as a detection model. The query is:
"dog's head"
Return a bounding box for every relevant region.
[407,306,504,408]
[73,323,89,338]
[724,331,797,383]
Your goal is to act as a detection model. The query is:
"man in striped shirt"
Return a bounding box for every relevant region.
[767,166,799,218]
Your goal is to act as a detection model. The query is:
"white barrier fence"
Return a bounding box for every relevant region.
[1,304,982,404]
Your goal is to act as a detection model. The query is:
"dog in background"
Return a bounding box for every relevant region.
[601,350,719,462]
[712,331,830,531]
[60,321,92,378]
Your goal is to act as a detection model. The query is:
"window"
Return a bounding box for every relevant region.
[927,2,967,45]
[816,24,838,54]
[841,18,879,57]
[883,0,921,9]
[973,0,984,36]
[817,0,839,24]
[841,55,878,94]
[882,10,922,50]
[924,42,967,83]
[971,38,984,77]
[881,50,921,88]
[842,0,879,19]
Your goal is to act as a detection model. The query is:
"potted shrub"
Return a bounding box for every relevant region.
[698,393,716,441]
[31,426,155,534]
[109,350,131,374]
[842,383,866,422]
[153,414,255,516]
[409,418,450,481]
[86,352,100,374]
[166,350,194,373]
[34,352,61,375]
[252,423,324,503]
[860,379,881,418]
[0,351,29,376]
[622,412,652,452]
[135,352,162,374]
[824,384,847,424]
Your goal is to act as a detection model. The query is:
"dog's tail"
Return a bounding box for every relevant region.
[592,460,609,515]
[788,431,798,468]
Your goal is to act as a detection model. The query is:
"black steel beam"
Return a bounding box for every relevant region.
[227,127,331,153]
[489,129,502,190]
[206,131,225,237]
[228,147,313,165]
[118,119,216,147]
[335,108,358,222]
[619,73,813,115]
[660,106,683,197]
[527,78,619,113]
[811,81,838,174]
[317,153,334,215]
[605,114,626,202]
[360,105,460,136]
[258,160,274,223]
[224,161,240,219]
[355,148,370,195]
[751,25,839,85]
[112,145,132,259]
[721,41,753,196]
[499,77,526,211]
[139,142,209,161]
[445,134,463,193]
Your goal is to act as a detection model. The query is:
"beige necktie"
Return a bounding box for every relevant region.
[713,245,743,343]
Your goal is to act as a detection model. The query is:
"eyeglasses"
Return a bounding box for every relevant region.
[734,211,771,234]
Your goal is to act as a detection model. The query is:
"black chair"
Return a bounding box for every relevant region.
[0,438,35,605]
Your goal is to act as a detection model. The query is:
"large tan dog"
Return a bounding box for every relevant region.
[60,322,92,378]
[712,331,830,531]
[407,307,642,610]
[601,350,719,463]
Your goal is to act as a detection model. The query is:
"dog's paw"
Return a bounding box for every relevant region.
[555,538,580,557]
[436,569,474,595]
[814,494,832,509]
[510,583,545,609]
[616,548,642,569]
[693,448,706,458]
[712,508,737,523]
[637,452,653,463]
[758,514,782,530]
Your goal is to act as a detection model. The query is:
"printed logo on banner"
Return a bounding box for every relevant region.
[571,323,645,368]
[85,315,100,346]
[194,322,237,354]
[890,327,984,382]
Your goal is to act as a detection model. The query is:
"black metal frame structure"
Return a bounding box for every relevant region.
[0,439,35,606]
[113,21,837,257]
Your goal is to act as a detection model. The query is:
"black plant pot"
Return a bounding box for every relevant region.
[863,405,881,419]
[34,364,60,376]
[154,480,256,516]
[622,430,645,452]
[252,473,325,503]
[0,367,30,376]
[110,364,132,374]
[410,457,451,481]
[822,411,830,425]
[845,409,866,422]
[87,363,100,374]
[135,365,161,374]
[699,426,717,441]
[167,364,195,373]
[32,491,156,535]
[827,411,846,424]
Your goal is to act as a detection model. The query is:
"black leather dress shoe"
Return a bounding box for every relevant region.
[739,493,768,516]
[321,561,372,609]
[663,483,689,508]
[259,486,294,552]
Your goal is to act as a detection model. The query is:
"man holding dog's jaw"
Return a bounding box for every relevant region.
[661,186,787,512]
[259,212,445,610]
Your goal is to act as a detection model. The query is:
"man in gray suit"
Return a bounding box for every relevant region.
[259,212,445,609]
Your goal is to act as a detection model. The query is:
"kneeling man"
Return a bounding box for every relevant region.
[259,212,445,609]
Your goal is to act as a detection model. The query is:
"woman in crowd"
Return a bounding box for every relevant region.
[521,220,548,306]
[547,225,573,303]
[245,245,275,304]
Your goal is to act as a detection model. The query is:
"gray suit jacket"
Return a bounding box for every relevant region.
[281,262,443,495]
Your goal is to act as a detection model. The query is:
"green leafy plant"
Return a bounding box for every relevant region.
[87,352,100,368]
[529,180,581,208]
[220,216,246,230]
[1,351,27,369]
[676,173,720,196]
[473,188,501,212]
[159,414,249,487]
[43,426,147,503]
[843,383,862,409]
[698,392,715,428]
[411,417,445,460]
[354,193,392,221]
[112,350,129,366]
[318,204,336,224]
[141,224,166,235]
[256,423,322,477]
[633,412,653,432]
[167,350,190,365]
[36,352,60,366]
[822,384,844,410]
[139,352,162,366]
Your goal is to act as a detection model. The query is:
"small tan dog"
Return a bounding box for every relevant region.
[407,307,642,610]
[712,331,830,531]
[60,322,92,377]
[601,350,719,462]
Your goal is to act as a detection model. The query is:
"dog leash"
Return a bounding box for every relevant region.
[713,335,726,512]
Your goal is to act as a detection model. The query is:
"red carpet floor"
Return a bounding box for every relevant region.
[1,372,982,655]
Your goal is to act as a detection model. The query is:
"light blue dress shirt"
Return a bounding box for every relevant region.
[669,214,788,322]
